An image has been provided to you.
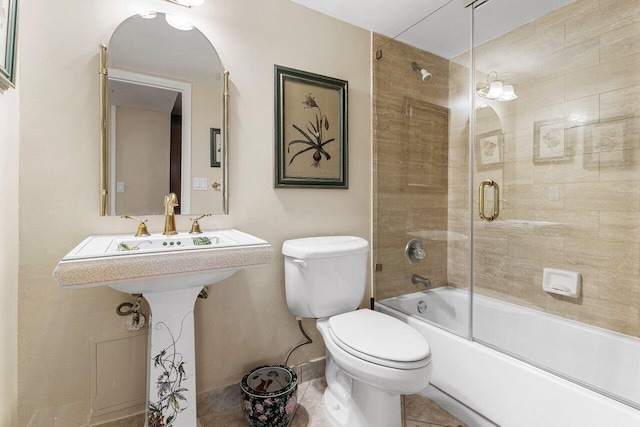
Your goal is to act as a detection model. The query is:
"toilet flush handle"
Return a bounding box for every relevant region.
[291,258,308,268]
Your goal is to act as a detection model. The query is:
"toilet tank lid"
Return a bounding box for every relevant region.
[282,236,369,259]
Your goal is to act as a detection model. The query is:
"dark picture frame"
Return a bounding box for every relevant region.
[210,128,221,168]
[274,65,348,188]
[0,0,18,90]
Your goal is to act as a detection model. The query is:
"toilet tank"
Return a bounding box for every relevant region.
[283,236,369,318]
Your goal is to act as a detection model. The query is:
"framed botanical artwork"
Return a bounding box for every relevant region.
[274,65,348,188]
[210,128,221,168]
[583,118,631,169]
[533,119,571,163]
[0,0,18,90]
[475,130,504,170]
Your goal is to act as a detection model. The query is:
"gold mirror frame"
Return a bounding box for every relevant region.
[98,45,229,216]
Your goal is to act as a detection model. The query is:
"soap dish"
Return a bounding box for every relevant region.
[542,268,581,298]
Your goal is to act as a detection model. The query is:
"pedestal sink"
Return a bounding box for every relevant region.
[54,229,274,427]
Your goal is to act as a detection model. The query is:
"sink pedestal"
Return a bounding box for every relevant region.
[144,286,202,427]
[53,230,275,427]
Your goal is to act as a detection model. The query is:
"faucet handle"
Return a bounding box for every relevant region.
[405,239,426,264]
[189,214,211,234]
[121,215,151,237]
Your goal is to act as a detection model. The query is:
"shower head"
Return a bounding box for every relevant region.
[411,61,432,82]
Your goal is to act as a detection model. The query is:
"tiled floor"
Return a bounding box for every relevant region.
[199,377,467,427]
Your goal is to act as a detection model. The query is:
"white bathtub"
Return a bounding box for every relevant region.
[378,287,640,427]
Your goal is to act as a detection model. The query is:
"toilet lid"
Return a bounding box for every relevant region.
[328,310,431,369]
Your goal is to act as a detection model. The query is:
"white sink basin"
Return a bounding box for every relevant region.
[111,234,228,253]
[54,229,274,294]
[63,229,263,258]
[54,229,273,427]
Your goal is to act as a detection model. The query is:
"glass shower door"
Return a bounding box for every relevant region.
[471,0,640,409]
[374,0,472,339]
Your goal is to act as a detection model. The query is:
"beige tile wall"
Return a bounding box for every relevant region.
[449,0,640,337]
[375,0,640,338]
[373,34,452,300]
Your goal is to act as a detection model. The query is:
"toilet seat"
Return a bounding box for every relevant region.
[328,309,431,370]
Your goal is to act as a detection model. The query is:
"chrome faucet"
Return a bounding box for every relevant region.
[163,193,179,235]
[412,274,432,288]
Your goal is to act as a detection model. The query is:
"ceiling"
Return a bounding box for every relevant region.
[291,0,575,59]
[109,80,180,114]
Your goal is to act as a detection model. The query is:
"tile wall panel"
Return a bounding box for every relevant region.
[373,34,451,300]
[375,0,640,337]
[453,0,640,337]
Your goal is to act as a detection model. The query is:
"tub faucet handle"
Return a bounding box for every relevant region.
[405,239,426,264]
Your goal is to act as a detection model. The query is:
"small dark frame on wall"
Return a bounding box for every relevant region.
[274,65,348,188]
[210,128,221,168]
[0,0,18,90]
[533,119,572,164]
[475,130,504,170]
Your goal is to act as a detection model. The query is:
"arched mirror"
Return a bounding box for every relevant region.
[99,12,228,216]
[475,104,502,136]
[474,104,504,170]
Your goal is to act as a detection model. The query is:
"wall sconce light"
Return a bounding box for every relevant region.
[476,71,518,102]
[163,0,204,7]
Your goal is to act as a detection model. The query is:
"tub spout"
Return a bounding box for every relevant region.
[412,274,431,288]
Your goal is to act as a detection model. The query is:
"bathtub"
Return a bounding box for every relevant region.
[377,287,640,427]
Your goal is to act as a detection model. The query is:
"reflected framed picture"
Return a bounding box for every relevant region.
[0,0,18,90]
[274,65,348,188]
[475,130,504,170]
[533,119,571,163]
[583,118,631,169]
[210,128,221,168]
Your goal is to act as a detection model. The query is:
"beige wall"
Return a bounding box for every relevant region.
[373,34,450,300]
[115,107,171,215]
[17,0,370,424]
[448,0,640,336]
[0,85,19,426]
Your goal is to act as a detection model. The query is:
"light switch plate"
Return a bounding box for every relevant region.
[193,177,208,191]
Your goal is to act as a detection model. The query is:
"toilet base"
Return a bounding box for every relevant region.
[322,352,402,427]
[323,379,402,427]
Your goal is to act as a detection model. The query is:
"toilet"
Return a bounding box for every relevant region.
[283,236,432,427]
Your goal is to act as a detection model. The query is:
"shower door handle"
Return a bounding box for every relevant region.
[479,179,500,222]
